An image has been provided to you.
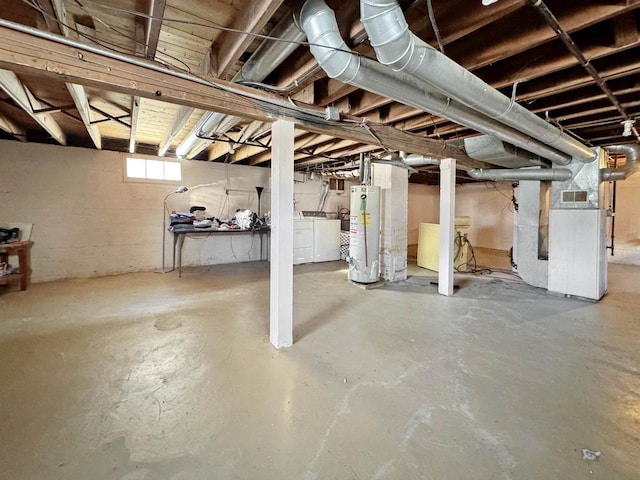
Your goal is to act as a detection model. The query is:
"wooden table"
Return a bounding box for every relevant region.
[0,241,34,291]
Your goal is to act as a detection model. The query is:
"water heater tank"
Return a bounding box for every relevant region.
[348,185,381,283]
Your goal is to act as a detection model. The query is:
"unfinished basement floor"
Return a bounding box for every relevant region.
[1,261,639,479]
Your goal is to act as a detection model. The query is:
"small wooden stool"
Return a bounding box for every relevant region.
[0,241,34,291]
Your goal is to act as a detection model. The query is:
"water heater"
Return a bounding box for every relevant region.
[348,185,381,283]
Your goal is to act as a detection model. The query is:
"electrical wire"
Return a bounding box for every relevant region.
[426,0,445,54]
[50,0,367,60]
[21,0,193,73]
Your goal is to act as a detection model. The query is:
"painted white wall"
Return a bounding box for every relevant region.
[408,177,640,264]
[0,140,271,282]
[609,172,640,265]
[407,183,438,244]
[455,181,515,250]
[293,176,353,215]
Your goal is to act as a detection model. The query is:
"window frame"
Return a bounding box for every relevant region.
[123,154,182,185]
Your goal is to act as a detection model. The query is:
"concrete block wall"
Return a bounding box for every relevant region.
[0,140,272,282]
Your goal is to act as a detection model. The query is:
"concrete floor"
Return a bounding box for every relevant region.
[1,260,639,480]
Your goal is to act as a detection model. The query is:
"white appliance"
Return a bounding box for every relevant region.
[293,219,314,265]
[312,219,341,262]
[548,208,607,300]
[348,185,380,284]
[293,219,341,264]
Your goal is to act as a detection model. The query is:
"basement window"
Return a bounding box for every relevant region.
[125,157,181,183]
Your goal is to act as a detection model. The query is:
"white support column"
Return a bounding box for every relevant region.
[270,119,294,348]
[438,158,456,296]
[373,163,408,282]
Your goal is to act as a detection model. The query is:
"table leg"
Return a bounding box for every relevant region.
[172,233,178,271]
[18,246,30,291]
[177,234,186,278]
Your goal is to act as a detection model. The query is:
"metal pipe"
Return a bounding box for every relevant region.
[299,0,574,166]
[600,169,628,181]
[527,0,640,143]
[176,10,307,159]
[360,0,596,164]
[400,153,440,167]
[603,144,640,179]
[317,180,330,211]
[610,180,617,256]
[603,144,640,165]
[467,168,573,181]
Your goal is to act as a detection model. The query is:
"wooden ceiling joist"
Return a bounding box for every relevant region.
[0,69,66,145]
[39,0,101,149]
[145,0,167,59]
[0,23,472,163]
[0,111,26,141]
[212,0,284,79]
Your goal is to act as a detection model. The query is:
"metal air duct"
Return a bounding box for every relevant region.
[466,168,572,181]
[299,0,572,166]
[176,11,306,159]
[360,0,596,164]
[603,144,640,178]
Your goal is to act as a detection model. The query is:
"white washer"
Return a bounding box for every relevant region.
[312,219,341,262]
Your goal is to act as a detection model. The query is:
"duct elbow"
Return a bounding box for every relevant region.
[299,0,360,83]
[360,0,418,72]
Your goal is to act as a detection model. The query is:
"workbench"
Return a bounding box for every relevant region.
[171,227,269,277]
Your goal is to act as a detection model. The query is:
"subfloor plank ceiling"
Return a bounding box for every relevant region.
[0,0,639,184]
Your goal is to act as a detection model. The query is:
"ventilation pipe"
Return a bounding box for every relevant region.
[176,12,306,159]
[400,153,440,167]
[359,0,596,164]
[466,168,573,181]
[604,144,639,169]
[317,181,330,211]
[299,0,572,166]
[399,153,572,181]
[601,169,628,182]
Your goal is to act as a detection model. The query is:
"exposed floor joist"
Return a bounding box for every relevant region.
[212,0,284,79]
[0,22,483,166]
[0,69,66,145]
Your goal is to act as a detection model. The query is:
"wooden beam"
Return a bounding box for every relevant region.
[0,69,65,144]
[158,105,194,156]
[145,0,167,59]
[0,24,471,162]
[39,0,101,148]
[129,20,147,154]
[34,0,62,35]
[247,133,335,165]
[0,111,26,141]
[128,96,140,153]
[213,0,284,79]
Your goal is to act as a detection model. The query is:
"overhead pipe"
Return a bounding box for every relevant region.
[176,11,307,159]
[400,152,440,167]
[466,168,573,181]
[527,0,640,144]
[602,144,640,180]
[360,0,596,164]
[299,0,574,166]
[600,169,628,182]
[603,144,640,167]
[400,153,573,181]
